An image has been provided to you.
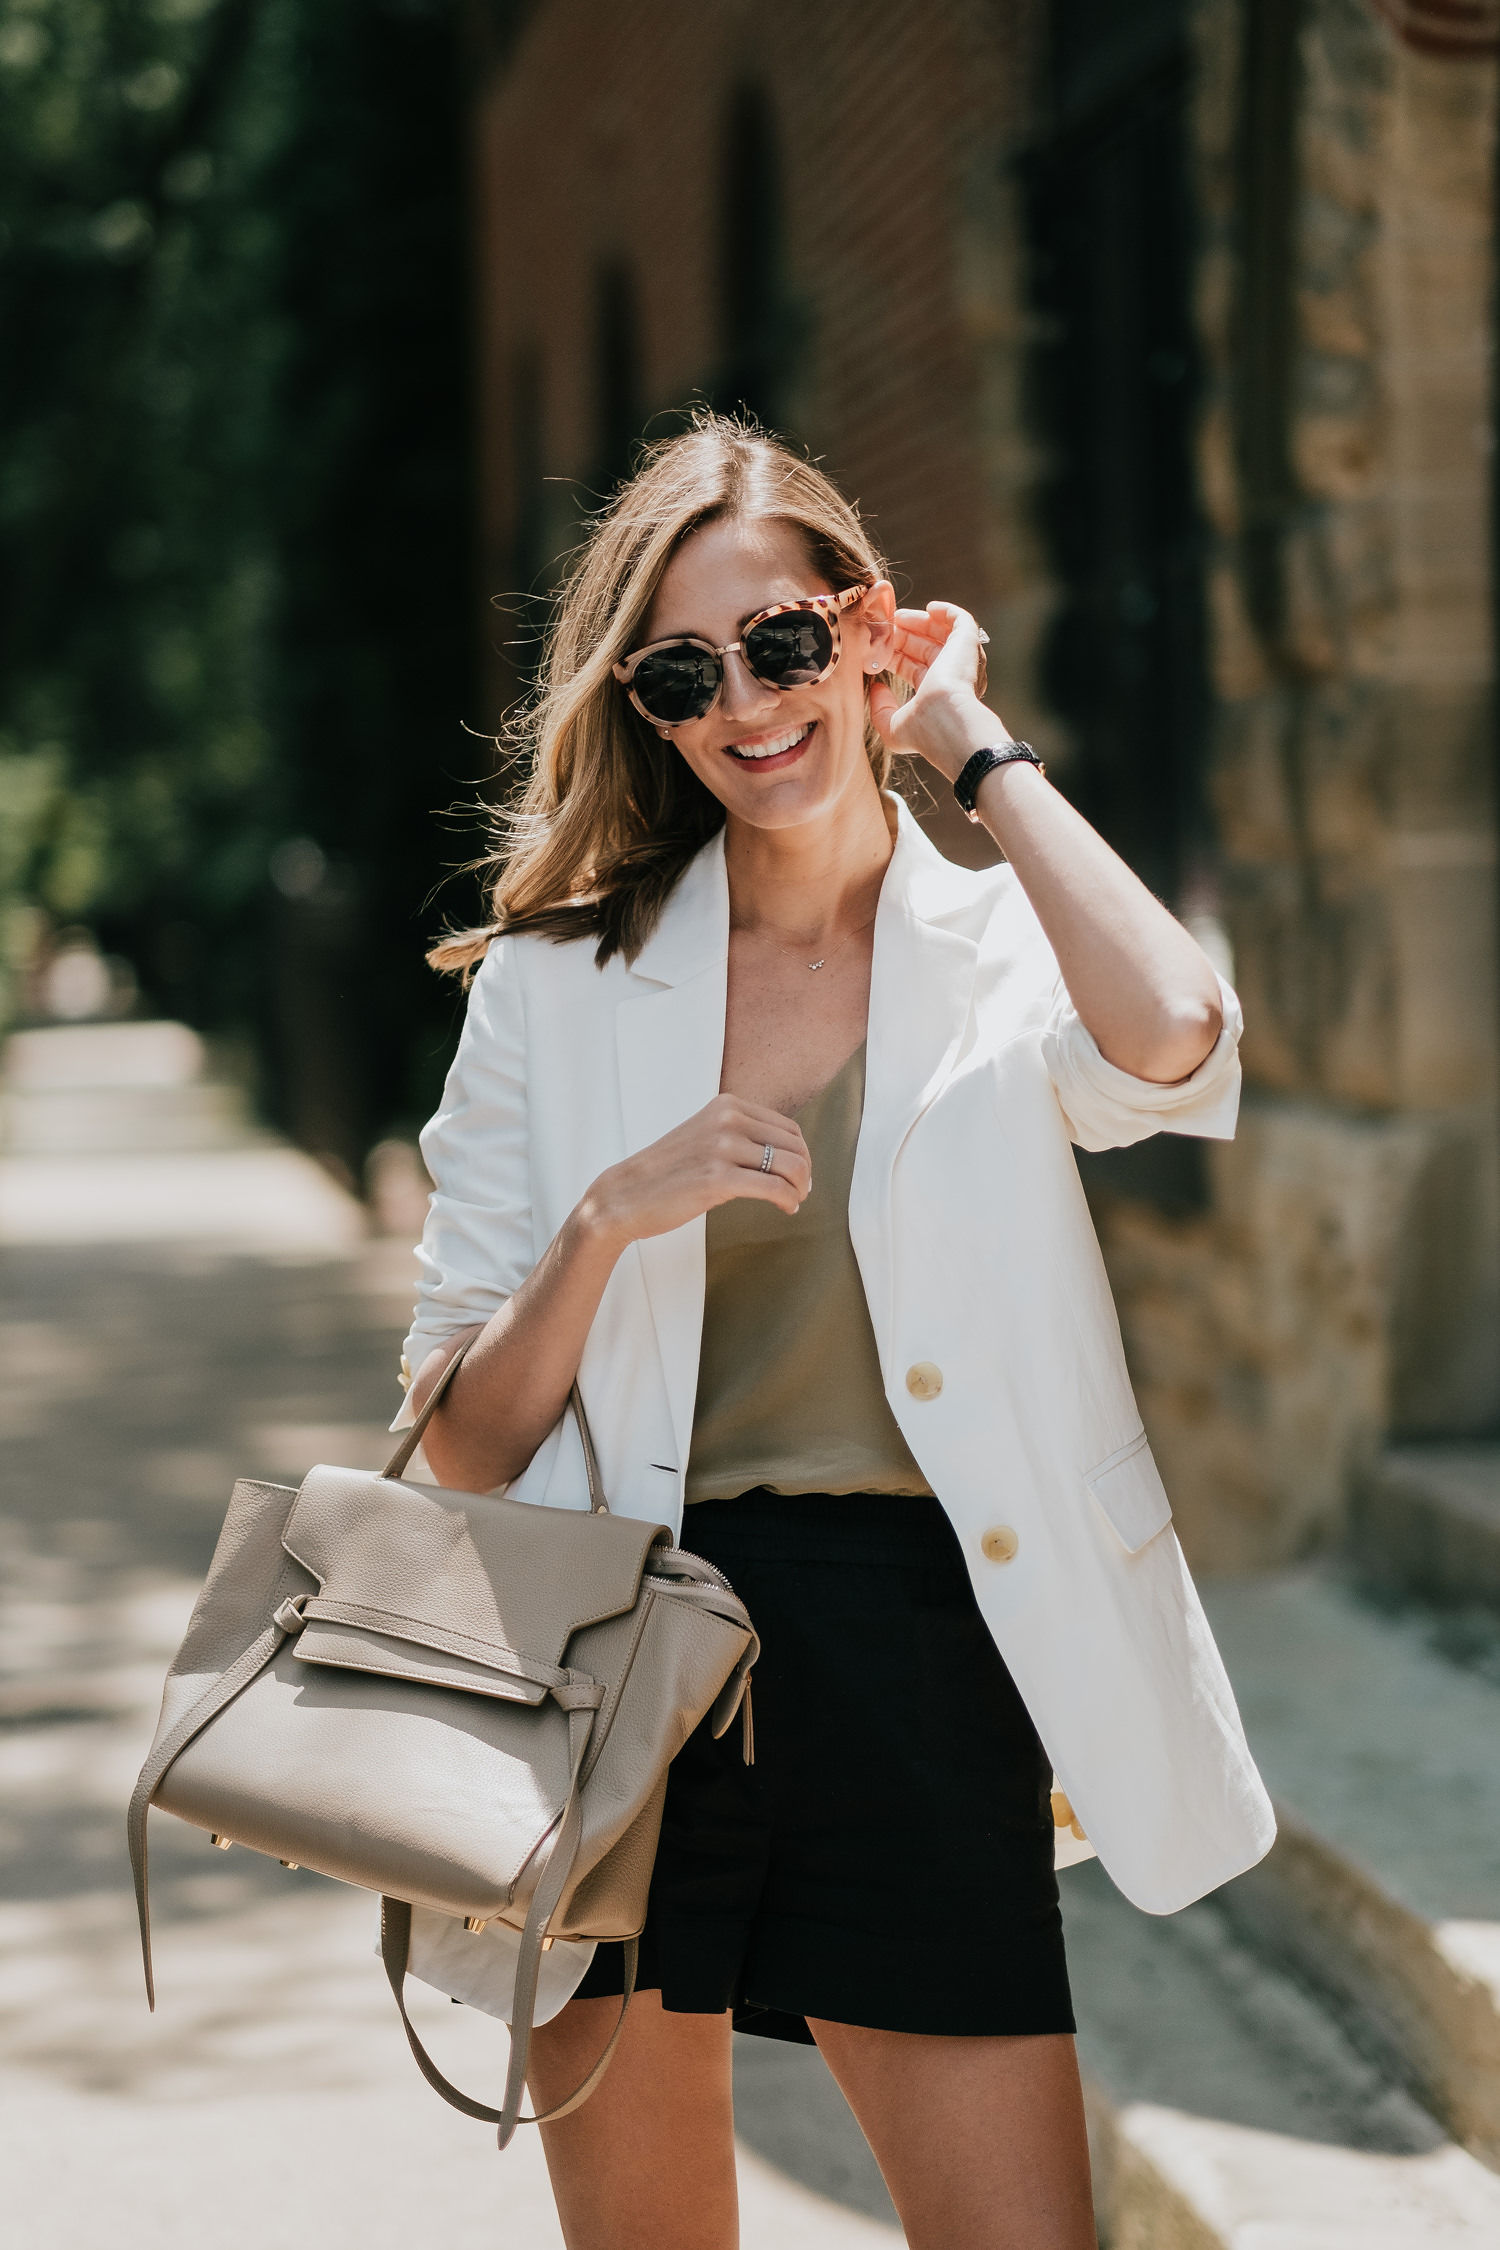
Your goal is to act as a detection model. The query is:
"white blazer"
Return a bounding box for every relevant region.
[398,798,1275,1916]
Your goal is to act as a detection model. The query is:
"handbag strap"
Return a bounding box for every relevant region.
[379,1692,635,2149]
[380,1907,637,2149]
[382,1333,608,1514]
[128,1577,308,2007]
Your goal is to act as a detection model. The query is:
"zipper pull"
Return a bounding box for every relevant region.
[741,1673,755,1766]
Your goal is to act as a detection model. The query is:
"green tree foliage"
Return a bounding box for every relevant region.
[0,0,474,1160]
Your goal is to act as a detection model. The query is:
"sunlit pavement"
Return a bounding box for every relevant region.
[0,1121,898,2247]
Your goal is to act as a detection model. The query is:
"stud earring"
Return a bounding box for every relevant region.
[657,727,672,741]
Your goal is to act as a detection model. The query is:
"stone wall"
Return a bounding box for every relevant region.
[1097,0,1500,1567]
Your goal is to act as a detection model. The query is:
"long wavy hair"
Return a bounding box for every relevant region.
[430,414,896,975]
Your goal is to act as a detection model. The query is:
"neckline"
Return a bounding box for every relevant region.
[788,1039,867,1120]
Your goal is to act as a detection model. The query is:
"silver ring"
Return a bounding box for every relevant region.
[760,1143,774,1173]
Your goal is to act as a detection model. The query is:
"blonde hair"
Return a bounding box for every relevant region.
[430,413,895,974]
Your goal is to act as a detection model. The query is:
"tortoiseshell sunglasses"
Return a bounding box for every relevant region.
[612,583,868,728]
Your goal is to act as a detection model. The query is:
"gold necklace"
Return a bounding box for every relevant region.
[734,909,878,973]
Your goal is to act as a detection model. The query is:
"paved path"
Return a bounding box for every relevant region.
[0,1133,898,2247]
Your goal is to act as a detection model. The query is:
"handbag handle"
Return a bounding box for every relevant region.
[381,1334,608,1514]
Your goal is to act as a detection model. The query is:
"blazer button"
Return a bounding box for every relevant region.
[905,1361,943,1401]
[981,1524,1019,1563]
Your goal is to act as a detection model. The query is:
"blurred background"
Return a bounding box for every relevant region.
[4,3,1500,2245]
[0,0,472,1181]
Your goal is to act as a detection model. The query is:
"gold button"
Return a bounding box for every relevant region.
[1050,1788,1074,1830]
[905,1361,943,1401]
[980,1524,1019,1563]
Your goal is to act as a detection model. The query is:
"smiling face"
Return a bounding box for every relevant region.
[636,515,897,834]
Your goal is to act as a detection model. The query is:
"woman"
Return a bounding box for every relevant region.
[398,416,1274,2250]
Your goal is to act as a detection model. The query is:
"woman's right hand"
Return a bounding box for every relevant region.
[581,1094,811,1251]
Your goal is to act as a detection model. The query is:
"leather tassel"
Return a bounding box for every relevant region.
[741,1674,755,1765]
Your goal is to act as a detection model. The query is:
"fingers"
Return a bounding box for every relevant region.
[698,1094,811,1214]
[889,602,988,702]
[720,1123,810,1206]
[868,676,899,746]
[722,1164,806,1218]
[925,601,984,675]
[719,1095,802,1135]
[891,614,942,674]
[734,1131,812,1202]
[704,1092,808,1150]
[894,602,980,658]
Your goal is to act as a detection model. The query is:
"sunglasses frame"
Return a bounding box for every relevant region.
[612,583,868,729]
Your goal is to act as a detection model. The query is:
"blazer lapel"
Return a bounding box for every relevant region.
[850,802,980,1367]
[615,830,730,1477]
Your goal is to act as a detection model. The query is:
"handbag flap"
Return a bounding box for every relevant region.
[282,1465,670,1669]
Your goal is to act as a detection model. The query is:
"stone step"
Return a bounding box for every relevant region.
[1201,1569,1500,2166]
[1350,1442,1500,1615]
[1061,1858,1500,2244]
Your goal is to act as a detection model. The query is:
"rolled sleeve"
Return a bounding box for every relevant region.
[1041,972,1243,1153]
[390,937,534,1430]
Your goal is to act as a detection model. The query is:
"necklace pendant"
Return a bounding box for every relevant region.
[807,958,826,972]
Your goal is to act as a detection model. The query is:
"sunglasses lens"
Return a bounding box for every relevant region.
[631,646,721,724]
[743,611,836,689]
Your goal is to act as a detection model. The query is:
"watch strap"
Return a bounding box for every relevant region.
[953,743,1045,821]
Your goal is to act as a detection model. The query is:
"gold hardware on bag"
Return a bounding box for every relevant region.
[280,1860,299,1869]
[464,1917,487,1933]
[210,1834,232,1850]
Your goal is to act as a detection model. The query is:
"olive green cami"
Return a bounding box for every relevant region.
[684,1041,933,1503]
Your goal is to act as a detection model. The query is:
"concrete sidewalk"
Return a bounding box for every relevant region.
[0,1121,897,2248]
[14,1039,1499,2244]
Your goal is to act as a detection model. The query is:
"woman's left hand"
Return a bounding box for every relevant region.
[868,601,998,782]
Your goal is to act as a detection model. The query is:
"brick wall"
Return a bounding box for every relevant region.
[470,0,1049,860]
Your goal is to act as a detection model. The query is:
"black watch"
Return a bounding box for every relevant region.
[953,743,1045,822]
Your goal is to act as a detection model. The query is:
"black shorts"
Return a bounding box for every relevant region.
[574,1489,1074,2044]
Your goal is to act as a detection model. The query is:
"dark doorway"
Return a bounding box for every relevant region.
[716,83,798,430]
[1024,2,1212,1215]
[594,259,643,496]
[1024,2,1209,913]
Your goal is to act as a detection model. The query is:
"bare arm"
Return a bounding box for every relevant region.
[872,604,1223,1085]
[413,1093,811,1493]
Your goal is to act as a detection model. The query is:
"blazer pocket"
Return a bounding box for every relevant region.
[1084,1430,1173,1554]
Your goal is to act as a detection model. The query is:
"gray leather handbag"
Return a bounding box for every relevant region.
[128,1341,758,2146]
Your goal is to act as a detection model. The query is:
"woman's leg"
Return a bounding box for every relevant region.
[527,1991,738,2250]
[809,2019,1097,2250]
